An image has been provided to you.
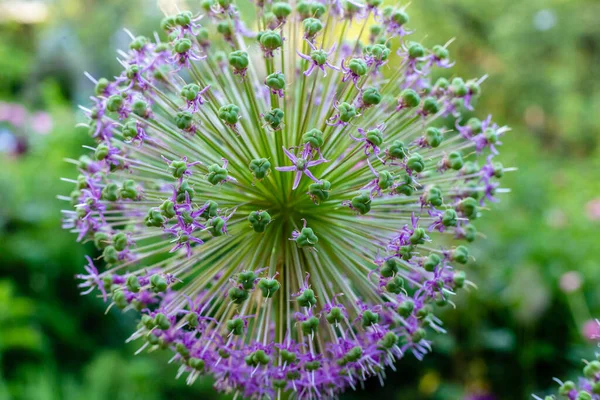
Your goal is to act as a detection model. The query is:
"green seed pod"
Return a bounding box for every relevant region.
[425,187,443,207]
[176,342,190,358]
[387,140,407,159]
[95,144,109,161]
[259,30,283,52]
[406,153,425,173]
[217,21,233,37]
[301,316,320,335]
[399,89,420,108]
[120,179,138,200]
[361,87,381,106]
[94,232,110,250]
[304,360,321,371]
[174,38,192,54]
[366,129,383,147]
[228,286,249,304]
[188,358,205,371]
[411,328,426,342]
[175,111,193,130]
[361,310,380,327]
[425,127,443,148]
[196,28,209,46]
[408,42,425,59]
[94,78,109,95]
[181,83,200,102]
[102,182,120,201]
[409,227,426,245]
[159,199,176,219]
[248,210,272,233]
[452,245,469,264]
[348,58,368,76]
[386,275,404,294]
[229,50,249,72]
[112,289,128,309]
[584,361,600,378]
[351,192,371,214]
[391,9,409,25]
[218,104,240,125]
[453,271,466,288]
[131,99,149,118]
[103,245,119,264]
[154,313,171,330]
[308,180,331,203]
[367,44,390,62]
[576,392,592,400]
[263,108,284,130]
[423,253,441,272]
[297,288,317,308]
[258,278,280,298]
[303,17,323,38]
[237,270,257,290]
[297,1,311,18]
[310,2,326,18]
[397,300,415,318]
[249,158,271,180]
[126,275,141,293]
[272,2,292,18]
[296,227,318,248]
[207,163,228,185]
[378,331,398,350]
[377,170,394,190]
[226,318,245,335]
[141,314,155,330]
[121,120,138,141]
[442,209,458,227]
[144,208,165,227]
[326,306,343,324]
[422,97,440,115]
[484,127,499,144]
[458,197,478,219]
[380,258,399,278]
[207,216,226,237]
[265,72,286,91]
[280,349,297,364]
[302,128,324,148]
[447,151,464,170]
[150,274,168,292]
[112,232,128,252]
[199,200,218,219]
[432,44,449,60]
[106,95,124,112]
[463,224,477,242]
[450,77,468,97]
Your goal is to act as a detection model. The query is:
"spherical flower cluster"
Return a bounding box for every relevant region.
[62,2,511,398]
[533,321,600,400]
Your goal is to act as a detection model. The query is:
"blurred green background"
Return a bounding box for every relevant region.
[0,0,598,399]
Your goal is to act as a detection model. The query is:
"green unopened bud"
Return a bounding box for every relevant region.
[366,128,383,147]
[303,17,323,38]
[207,164,228,185]
[432,44,449,60]
[176,342,190,358]
[207,216,225,237]
[112,289,128,309]
[425,187,443,207]
[351,192,371,214]
[361,310,379,327]
[348,58,368,76]
[106,95,124,113]
[121,120,138,141]
[380,258,399,278]
[406,153,425,173]
[558,381,576,396]
[442,209,458,227]
[102,182,119,201]
[584,360,600,378]
[94,78,110,95]
[304,360,321,371]
[237,271,257,290]
[577,392,592,400]
[280,349,297,364]
[425,127,443,148]
[112,232,127,252]
[272,2,292,18]
[228,287,249,304]
[175,11,192,26]
[423,253,441,272]
[452,245,469,264]
[120,179,138,200]
[144,208,165,227]
[94,232,110,250]
[296,227,318,248]
[229,50,249,72]
[181,83,200,102]
[450,77,468,97]
[386,275,404,294]
[453,271,466,288]
[303,128,324,148]
[154,313,171,330]
[378,170,394,190]
[248,210,272,233]
[409,227,426,245]
[263,108,284,130]
[150,274,168,293]
[412,328,426,342]
[174,38,192,54]
[265,72,286,92]
[258,278,280,298]
[422,97,440,115]
[159,199,176,219]
[103,245,119,264]
[458,197,478,219]
[126,275,141,293]
[226,318,245,335]
[378,331,398,350]
[326,307,343,324]
[301,316,320,335]
[388,140,407,159]
[308,180,331,203]
[408,42,425,59]
[217,21,232,37]
[297,288,317,308]
[447,152,464,170]
[397,300,415,318]
[259,30,283,52]
[199,200,218,219]
[175,111,193,130]
[188,358,205,371]
[310,2,326,18]
[95,144,109,161]
[400,89,420,108]
[218,104,240,125]
[362,87,381,106]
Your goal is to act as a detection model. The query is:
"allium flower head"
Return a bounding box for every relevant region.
[62,2,511,398]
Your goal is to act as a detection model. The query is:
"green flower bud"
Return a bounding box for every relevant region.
[408,42,425,59]
[199,200,218,219]
[132,100,149,119]
[154,312,171,330]
[450,77,468,97]
[391,9,409,25]
[425,187,443,207]
[558,381,576,396]
[94,232,110,250]
[218,104,240,125]
[458,197,478,219]
[447,151,464,170]
[265,72,286,91]
[304,360,321,371]
[361,87,382,106]
[425,127,443,148]
[112,232,128,252]
[348,58,368,76]
[361,310,379,327]
[248,210,272,233]
[141,314,155,330]
[258,278,280,298]
[296,227,318,248]
[272,2,292,18]
[584,360,600,378]
[237,271,257,290]
[144,208,165,227]
[121,120,138,141]
[399,89,420,108]
[399,245,413,260]
[351,192,371,214]
[302,128,324,148]
[453,271,466,288]
[463,224,477,242]
[411,328,426,342]
[196,28,209,46]
[409,227,426,245]
[176,342,190,358]
[112,289,128,309]
[106,95,124,112]
[126,275,141,293]
[297,288,317,308]
[326,306,343,324]
[120,179,138,200]
[452,245,469,264]
[377,170,394,190]
[308,180,331,203]
[432,45,449,60]
[577,392,592,400]
[249,158,271,180]
[387,140,407,159]
[103,245,118,264]
[397,300,415,318]
[337,102,357,123]
[207,163,228,185]
[217,0,232,9]
[175,111,193,130]
[217,21,233,37]
[386,275,404,294]
[174,38,192,54]
[280,349,297,364]
[150,274,168,292]
[229,50,249,71]
[367,44,390,61]
[380,258,399,278]
[344,346,363,364]
[303,17,323,38]
[422,97,440,115]
[442,208,458,227]
[207,216,226,237]
[95,144,109,161]
[226,318,245,335]
[423,254,441,272]
[259,30,283,52]
[310,2,326,18]
[263,108,284,130]
[406,153,425,173]
[378,331,398,350]
[228,286,249,304]
[94,78,109,95]
[181,83,200,102]
[188,358,205,371]
[102,182,120,201]
[169,160,187,179]
[484,127,499,144]
[301,316,320,335]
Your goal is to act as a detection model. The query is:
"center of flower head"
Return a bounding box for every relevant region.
[64,3,511,399]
